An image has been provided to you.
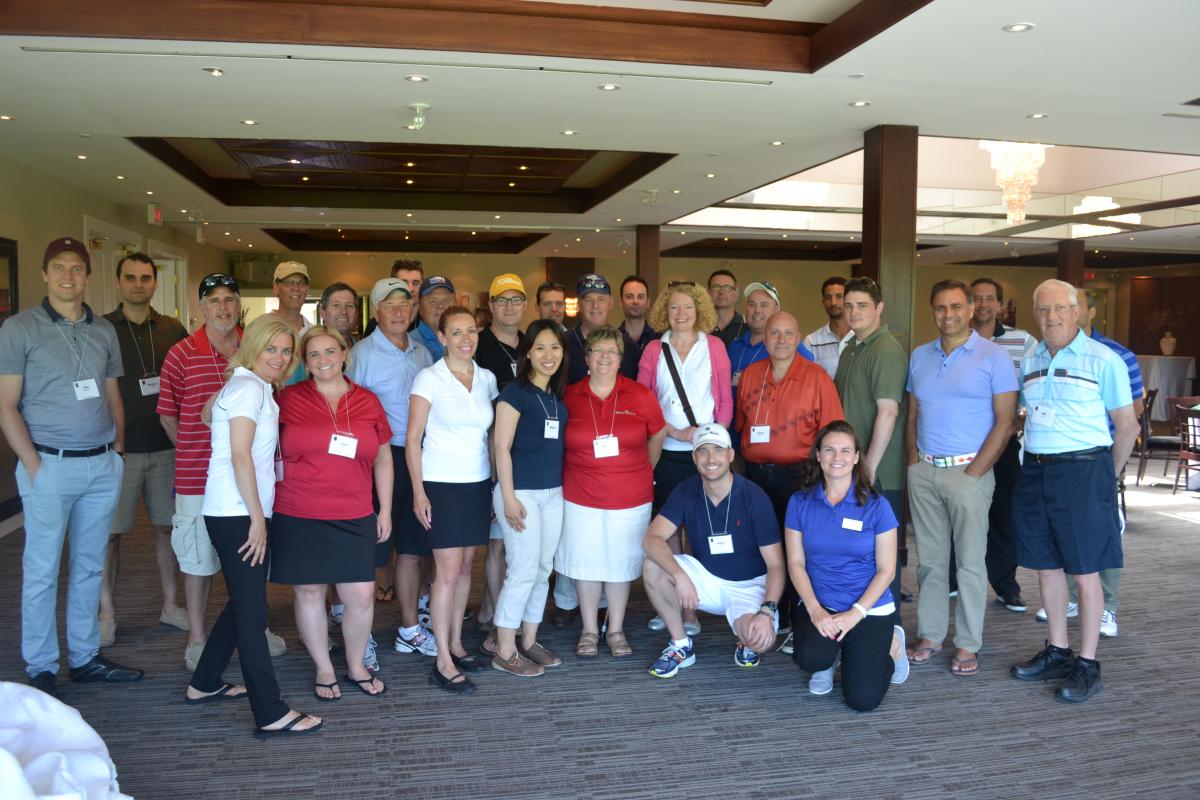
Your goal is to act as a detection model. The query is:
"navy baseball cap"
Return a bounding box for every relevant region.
[419,275,456,297]
[577,273,611,297]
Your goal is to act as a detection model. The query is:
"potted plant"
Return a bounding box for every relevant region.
[1144,310,1185,356]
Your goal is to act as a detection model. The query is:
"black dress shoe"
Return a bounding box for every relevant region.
[999,594,1028,613]
[29,671,57,697]
[452,653,488,672]
[69,655,144,683]
[429,665,476,694]
[1056,657,1102,703]
[1011,641,1075,682]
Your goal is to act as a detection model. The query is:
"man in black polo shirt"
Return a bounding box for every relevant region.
[565,273,639,384]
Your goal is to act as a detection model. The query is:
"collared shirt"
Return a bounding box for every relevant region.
[639,332,729,452]
[411,359,498,482]
[566,325,640,384]
[203,367,278,518]
[1020,329,1133,454]
[834,325,908,490]
[475,326,523,391]
[414,319,444,361]
[658,474,780,581]
[803,322,855,379]
[727,331,814,386]
[0,299,122,449]
[1090,328,1144,402]
[619,319,657,360]
[907,330,1018,456]
[345,327,432,445]
[714,311,747,349]
[736,355,844,465]
[984,322,1038,380]
[103,304,187,453]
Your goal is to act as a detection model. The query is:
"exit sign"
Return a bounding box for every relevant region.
[1083,271,1096,281]
[147,203,162,225]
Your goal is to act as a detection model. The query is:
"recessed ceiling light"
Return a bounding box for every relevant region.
[518,165,528,171]
[115,175,124,180]
[782,234,788,238]
[0,115,13,121]
[236,238,242,242]
[723,237,729,241]
[405,161,415,167]
[560,130,578,136]
[301,176,310,181]
[241,119,257,125]
[849,100,871,108]
[575,237,582,242]
[405,213,413,217]
[75,154,87,160]
[680,231,687,236]
[770,141,784,146]
[288,158,301,164]
[494,214,502,220]
[671,189,681,194]
[471,231,477,236]
[508,182,516,187]
[405,179,414,185]
[202,67,223,77]
[1027,113,1049,119]
[705,173,716,179]
[615,218,622,222]
[406,74,428,82]
[78,133,91,138]
[145,190,153,195]
[181,209,187,213]
[224,231,230,236]
[248,243,253,247]
[598,83,621,91]
[847,72,867,79]
[594,228,601,233]
[1002,22,1035,33]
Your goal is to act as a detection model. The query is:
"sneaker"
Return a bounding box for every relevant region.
[684,620,702,637]
[69,655,144,683]
[998,595,1028,613]
[889,625,910,685]
[1100,610,1118,638]
[394,625,438,656]
[1056,657,1102,703]
[417,594,431,627]
[1036,602,1078,622]
[1010,640,1075,682]
[265,629,287,657]
[184,641,205,672]
[777,632,794,655]
[328,604,345,626]
[29,671,57,698]
[647,616,666,631]
[99,617,116,648]
[734,642,760,668]
[808,656,838,695]
[363,633,379,672]
[647,640,695,678]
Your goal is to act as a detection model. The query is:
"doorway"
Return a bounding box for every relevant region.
[0,236,20,521]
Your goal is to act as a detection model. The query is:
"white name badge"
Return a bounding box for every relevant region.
[731,371,741,387]
[708,534,734,554]
[544,419,560,439]
[275,459,284,482]
[138,376,161,396]
[593,434,619,459]
[329,433,358,459]
[1031,404,1056,427]
[842,517,864,531]
[73,378,100,400]
[750,425,771,444]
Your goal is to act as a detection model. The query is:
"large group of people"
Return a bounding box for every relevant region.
[1,236,1140,737]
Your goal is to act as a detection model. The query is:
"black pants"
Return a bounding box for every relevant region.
[792,603,895,712]
[192,515,289,729]
[948,437,1021,597]
[744,461,802,627]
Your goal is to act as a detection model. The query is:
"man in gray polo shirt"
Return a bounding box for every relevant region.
[0,237,144,697]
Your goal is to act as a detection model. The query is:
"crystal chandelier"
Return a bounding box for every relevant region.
[980,140,1050,224]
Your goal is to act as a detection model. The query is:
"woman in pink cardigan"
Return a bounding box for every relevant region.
[636,280,733,634]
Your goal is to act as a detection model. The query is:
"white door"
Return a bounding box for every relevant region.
[148,238,189,326]
[83,216,143,315]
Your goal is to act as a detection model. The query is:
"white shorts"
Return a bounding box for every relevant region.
[674,553,771,634]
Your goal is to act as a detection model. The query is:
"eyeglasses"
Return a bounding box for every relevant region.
[588,347,621,359]
[667,280,696,289]
[492,296,526,308]
[277,278,309,288]
[709,284,737,293]
[199,273,239,298]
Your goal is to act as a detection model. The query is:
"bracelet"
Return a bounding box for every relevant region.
[852,602,868,620]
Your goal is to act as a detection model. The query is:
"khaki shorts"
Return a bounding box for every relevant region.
[111,449,176,533]
[171,493,220,576]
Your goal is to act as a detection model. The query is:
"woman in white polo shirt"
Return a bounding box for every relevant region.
[407,305,498,695]
[184,314,322,738]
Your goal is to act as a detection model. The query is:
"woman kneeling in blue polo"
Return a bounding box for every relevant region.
[784,420,908,711]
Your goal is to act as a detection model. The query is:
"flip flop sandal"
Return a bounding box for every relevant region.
[253,713,323,739]
[907,644,943,665]
[375,585,395,603]
[345,675,387,696]
[313,681,341,702]
[950,655,980,676]
[186,683,247,704]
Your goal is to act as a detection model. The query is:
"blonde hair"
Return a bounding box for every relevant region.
[228,314,297,388]
[298,324,351,370]
[585,324,624,357]
[648,283,717,333]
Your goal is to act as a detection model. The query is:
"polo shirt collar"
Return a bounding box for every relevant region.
[192,323,243,356]
[816,482,861,509]
[934,328,981,356]
[369,325,416,353]
[109,303,160,326]
[1065,328,1091,354]
[854,324,890,347]
[41,297,94,324]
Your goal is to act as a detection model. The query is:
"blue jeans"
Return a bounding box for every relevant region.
[17,449,123,676]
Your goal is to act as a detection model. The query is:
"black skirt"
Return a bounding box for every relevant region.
[269,512,376,585]
[653,449,697,514]
[424,479,491,550]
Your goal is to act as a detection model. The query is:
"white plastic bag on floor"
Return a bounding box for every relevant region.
[0,681,132,800]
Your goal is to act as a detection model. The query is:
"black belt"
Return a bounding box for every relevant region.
[1026,446,1108,464]
[746,461,800,472]
[34,443,111,458]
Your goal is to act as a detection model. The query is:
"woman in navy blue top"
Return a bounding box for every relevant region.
[784,420,908,711]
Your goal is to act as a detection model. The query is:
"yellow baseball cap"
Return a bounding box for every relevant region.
[489,273,526,298]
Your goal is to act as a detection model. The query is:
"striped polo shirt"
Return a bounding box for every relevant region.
[156,325,242,495]
[1020,329,1132,454]
[988,323,1038,380]
[1090,328,1144,401]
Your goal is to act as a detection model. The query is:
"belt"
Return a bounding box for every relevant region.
[746,461,800,472]
[1026,446,1109,464]
[34,443,112,458]
[920,451,977,468]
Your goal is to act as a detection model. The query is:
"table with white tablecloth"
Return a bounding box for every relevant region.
[1136,355,1197,421]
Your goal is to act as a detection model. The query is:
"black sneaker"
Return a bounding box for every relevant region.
[1056,657,1102,703]
[998,594,1028,613]
[1011,641,1075,682]
[69,655,144,683]
[29,671,57,697]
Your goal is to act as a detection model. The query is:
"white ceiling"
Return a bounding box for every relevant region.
[0,0,1197,261]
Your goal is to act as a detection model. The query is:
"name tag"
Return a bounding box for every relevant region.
[138,376,161,396]
[731,371,741,387]
[510,362,518,377]
[544,419,560,439]
[708,534,734,554]
[593,435,619,459]
[73,378,100,400]
[1031,404,1056,427]
[842,517,863,531]
[329,433,358,458]
[750,425,771,444]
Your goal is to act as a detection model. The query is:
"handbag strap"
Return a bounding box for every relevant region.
[662,341,699,429]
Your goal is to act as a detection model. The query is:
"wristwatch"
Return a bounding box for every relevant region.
[758,601,778,617]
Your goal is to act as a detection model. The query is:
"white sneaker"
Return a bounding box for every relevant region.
[265,629,287,657]
[809,655,839,696]
[684,620,702,637]
[647,616,666,631]
[1035,602,1079,622]
[328,604,344,626]
[1100,610,1118,638]
[394,625,438,656]
[889,626,910,685]
[777,631,794,655]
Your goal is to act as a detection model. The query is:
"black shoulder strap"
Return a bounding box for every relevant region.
[662,341,699,429]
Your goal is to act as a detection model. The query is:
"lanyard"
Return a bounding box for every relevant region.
[703,484,733,537]
[587,382,620,439]
[533,387,559,421]
[751,367,773,428]
[494,335,519,372]
[324,384,353,435]
[55,320,93,381]
[124,317,156,378]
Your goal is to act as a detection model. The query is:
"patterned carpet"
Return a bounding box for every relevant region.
[2,472,1199,799]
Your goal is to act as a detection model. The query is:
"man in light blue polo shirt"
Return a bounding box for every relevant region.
[347,278,436,659]
[413,275,455,360]
[904,279,1017,676]
[1010,279,1137,703]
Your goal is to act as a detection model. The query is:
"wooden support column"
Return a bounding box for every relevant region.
[859,124,918,351]
[636,225,661,296]
[1057,239,1085,287]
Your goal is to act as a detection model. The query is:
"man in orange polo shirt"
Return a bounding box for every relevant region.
[736,311,843,639]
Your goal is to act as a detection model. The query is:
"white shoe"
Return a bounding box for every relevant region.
[809,655,839,696]
[1100,610,1118,638]
[394,625,438,656]
[647,616,666,631]
[684,621,702,637]
[890,626,910,685]
[184,641,205,672]
[328,603,344,626]
[265,629,287,657]
[777,631,794,655]
[1035,602,1079,622]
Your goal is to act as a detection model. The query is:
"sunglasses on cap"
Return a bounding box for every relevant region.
[667,280,696,289]
[199,273,239,299]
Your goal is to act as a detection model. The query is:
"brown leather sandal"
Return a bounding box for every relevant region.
[576,631,600,657]
[605,631,633,658]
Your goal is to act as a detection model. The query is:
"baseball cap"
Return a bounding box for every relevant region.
[419,275,456,297]
[43,237,90,272]
[693,423,732,450]
[577,273,611,297]
[274,261,310,282]
[743,281,780,306]
[370,277,412,309]
[489,273,526,298]
[198,273,240,300]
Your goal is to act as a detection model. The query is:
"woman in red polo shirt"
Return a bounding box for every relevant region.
[558,325,666,658]
[270,326,393,701]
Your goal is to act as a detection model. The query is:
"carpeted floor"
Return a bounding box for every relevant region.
[2,472,1199,799]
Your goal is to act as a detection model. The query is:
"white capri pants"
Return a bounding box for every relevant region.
[492,486,564,629]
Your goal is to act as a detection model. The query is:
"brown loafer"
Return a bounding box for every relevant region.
[520,641,562,668]
[605,631,633,658]
[491,651,544,678]
[576,631,599,657]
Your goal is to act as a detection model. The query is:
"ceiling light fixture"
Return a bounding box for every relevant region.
[405,161,415,167]
[301,176,310,181]
[705,173,716,178]
[181,209,187,213]
[75,154,87,160]
[847,72,867,79]
[406,103,429,130]
[288,158,301,164]
[560,130,578,136]
[145,190,153,195]
[494,214,502,219]
[671,189,681,194]
[405,213,413,217]
[980,140,1051,223]
[518,165,528,171]
[849,100,871,108]
[770,141,784,146]
[508,182,516,187]
[115,175,124,180]
[406,74,428,82]
[224,231,230,236]
[0,115,13,121]
[202,67,223,77]
[1027,113,1049,120]
[405,179,414,185]
[1002,22,1035,33]
[241,119,257,125]
[598,83,621,91]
